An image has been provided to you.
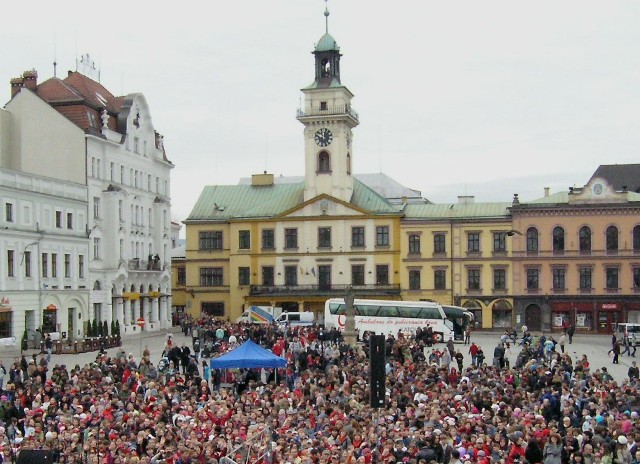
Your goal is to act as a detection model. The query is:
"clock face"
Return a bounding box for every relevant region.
[314,128,333,147]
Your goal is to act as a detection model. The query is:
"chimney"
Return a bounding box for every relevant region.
[401,196,408,205]
[512,193,520,205]
[22,69,37,91]
[252,171,274,186]
[544,187,550,197]
[457,195,474,204]
[10,76,24,98]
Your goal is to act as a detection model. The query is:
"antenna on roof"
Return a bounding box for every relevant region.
[53,34,57,78]
[264,132,269,173]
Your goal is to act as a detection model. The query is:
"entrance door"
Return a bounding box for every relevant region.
[598,311,621,333]
[68,308,75,340]
[24,310,35,344]
[318,265,331,291]
[525,304,542,332]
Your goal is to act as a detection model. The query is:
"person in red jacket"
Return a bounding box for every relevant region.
[508,436,526,464]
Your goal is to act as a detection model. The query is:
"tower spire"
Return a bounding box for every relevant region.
[324,0,329,33]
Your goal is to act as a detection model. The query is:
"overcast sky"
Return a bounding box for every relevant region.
[2,1,640,225]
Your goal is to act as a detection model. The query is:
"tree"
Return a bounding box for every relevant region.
[103,321,109,337]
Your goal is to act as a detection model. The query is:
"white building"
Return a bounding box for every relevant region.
[0,84,90,344]
[9,67,174,335]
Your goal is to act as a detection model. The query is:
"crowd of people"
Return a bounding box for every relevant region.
[0,316,638,464]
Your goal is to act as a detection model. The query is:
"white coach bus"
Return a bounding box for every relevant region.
[324,298,474,342]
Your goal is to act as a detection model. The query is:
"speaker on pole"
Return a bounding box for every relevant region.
[17,450,54,464]
[369,334,386,408]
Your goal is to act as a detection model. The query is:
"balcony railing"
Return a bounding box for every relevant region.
[296,105,359,122]
[128,258,164,271]
[249,283,400,297]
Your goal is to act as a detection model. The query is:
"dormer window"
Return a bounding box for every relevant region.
[317,151,331,173]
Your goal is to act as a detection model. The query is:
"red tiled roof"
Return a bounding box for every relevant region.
[62,71,122,112]
[36,78,83,103]
[36,72,122,132]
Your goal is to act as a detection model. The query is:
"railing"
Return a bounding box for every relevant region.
[42,336,121,355]
[128,258,164,271]
[249,283,400,296]
[296,104,359,122]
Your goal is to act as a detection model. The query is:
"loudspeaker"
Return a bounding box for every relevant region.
[17,450,53,464]
[369,335,386,408]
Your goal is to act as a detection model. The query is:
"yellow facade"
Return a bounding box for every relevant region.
[400,207,516,329]
[183,211,403,322]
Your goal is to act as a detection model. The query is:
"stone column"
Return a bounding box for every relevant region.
[124,299,132,330]
[151,297,159,323]
[343,286,357,347]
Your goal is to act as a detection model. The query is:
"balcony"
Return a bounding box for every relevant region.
[128,258,164,271]
[296,105,359,124]
[249,283,400,298]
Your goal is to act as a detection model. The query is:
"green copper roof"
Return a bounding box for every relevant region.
[186,178,401,222]
[187,184,304,221]
[316,33,339,51]
[302,78,344,90]
[403,202,512,220]
[520,190,640,205]
[352,179,402,215]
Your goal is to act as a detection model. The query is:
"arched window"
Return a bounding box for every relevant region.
[317,151,331,173]
[553,226,565,252]
[93,280,101,291]
[579,226,591,252]
[346,153,351,175]
[634,226,640,251]
[526,227,538,252]
[606,226,619,251]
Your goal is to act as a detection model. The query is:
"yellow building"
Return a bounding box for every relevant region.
[182,26,405,323]
[510,179,640,334]
[401,197,517,329]
[178,14,640,334]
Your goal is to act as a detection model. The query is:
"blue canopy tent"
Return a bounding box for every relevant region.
[209,339,287,369]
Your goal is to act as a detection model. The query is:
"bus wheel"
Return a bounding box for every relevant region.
[432,332,444,343]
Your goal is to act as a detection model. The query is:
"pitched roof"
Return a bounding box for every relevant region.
[403,202,512,220]
[239,172,428,204]
[589,164,640,193]
[186,178,400,222]
[36,72,123,133]
[187,183,304,221]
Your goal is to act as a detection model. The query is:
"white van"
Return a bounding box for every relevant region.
[615,322,640,346]
[275,312,315,327]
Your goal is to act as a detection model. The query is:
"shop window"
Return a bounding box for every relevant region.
[491,300,512,328]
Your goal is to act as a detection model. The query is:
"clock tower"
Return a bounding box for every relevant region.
[297,6,359,203]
